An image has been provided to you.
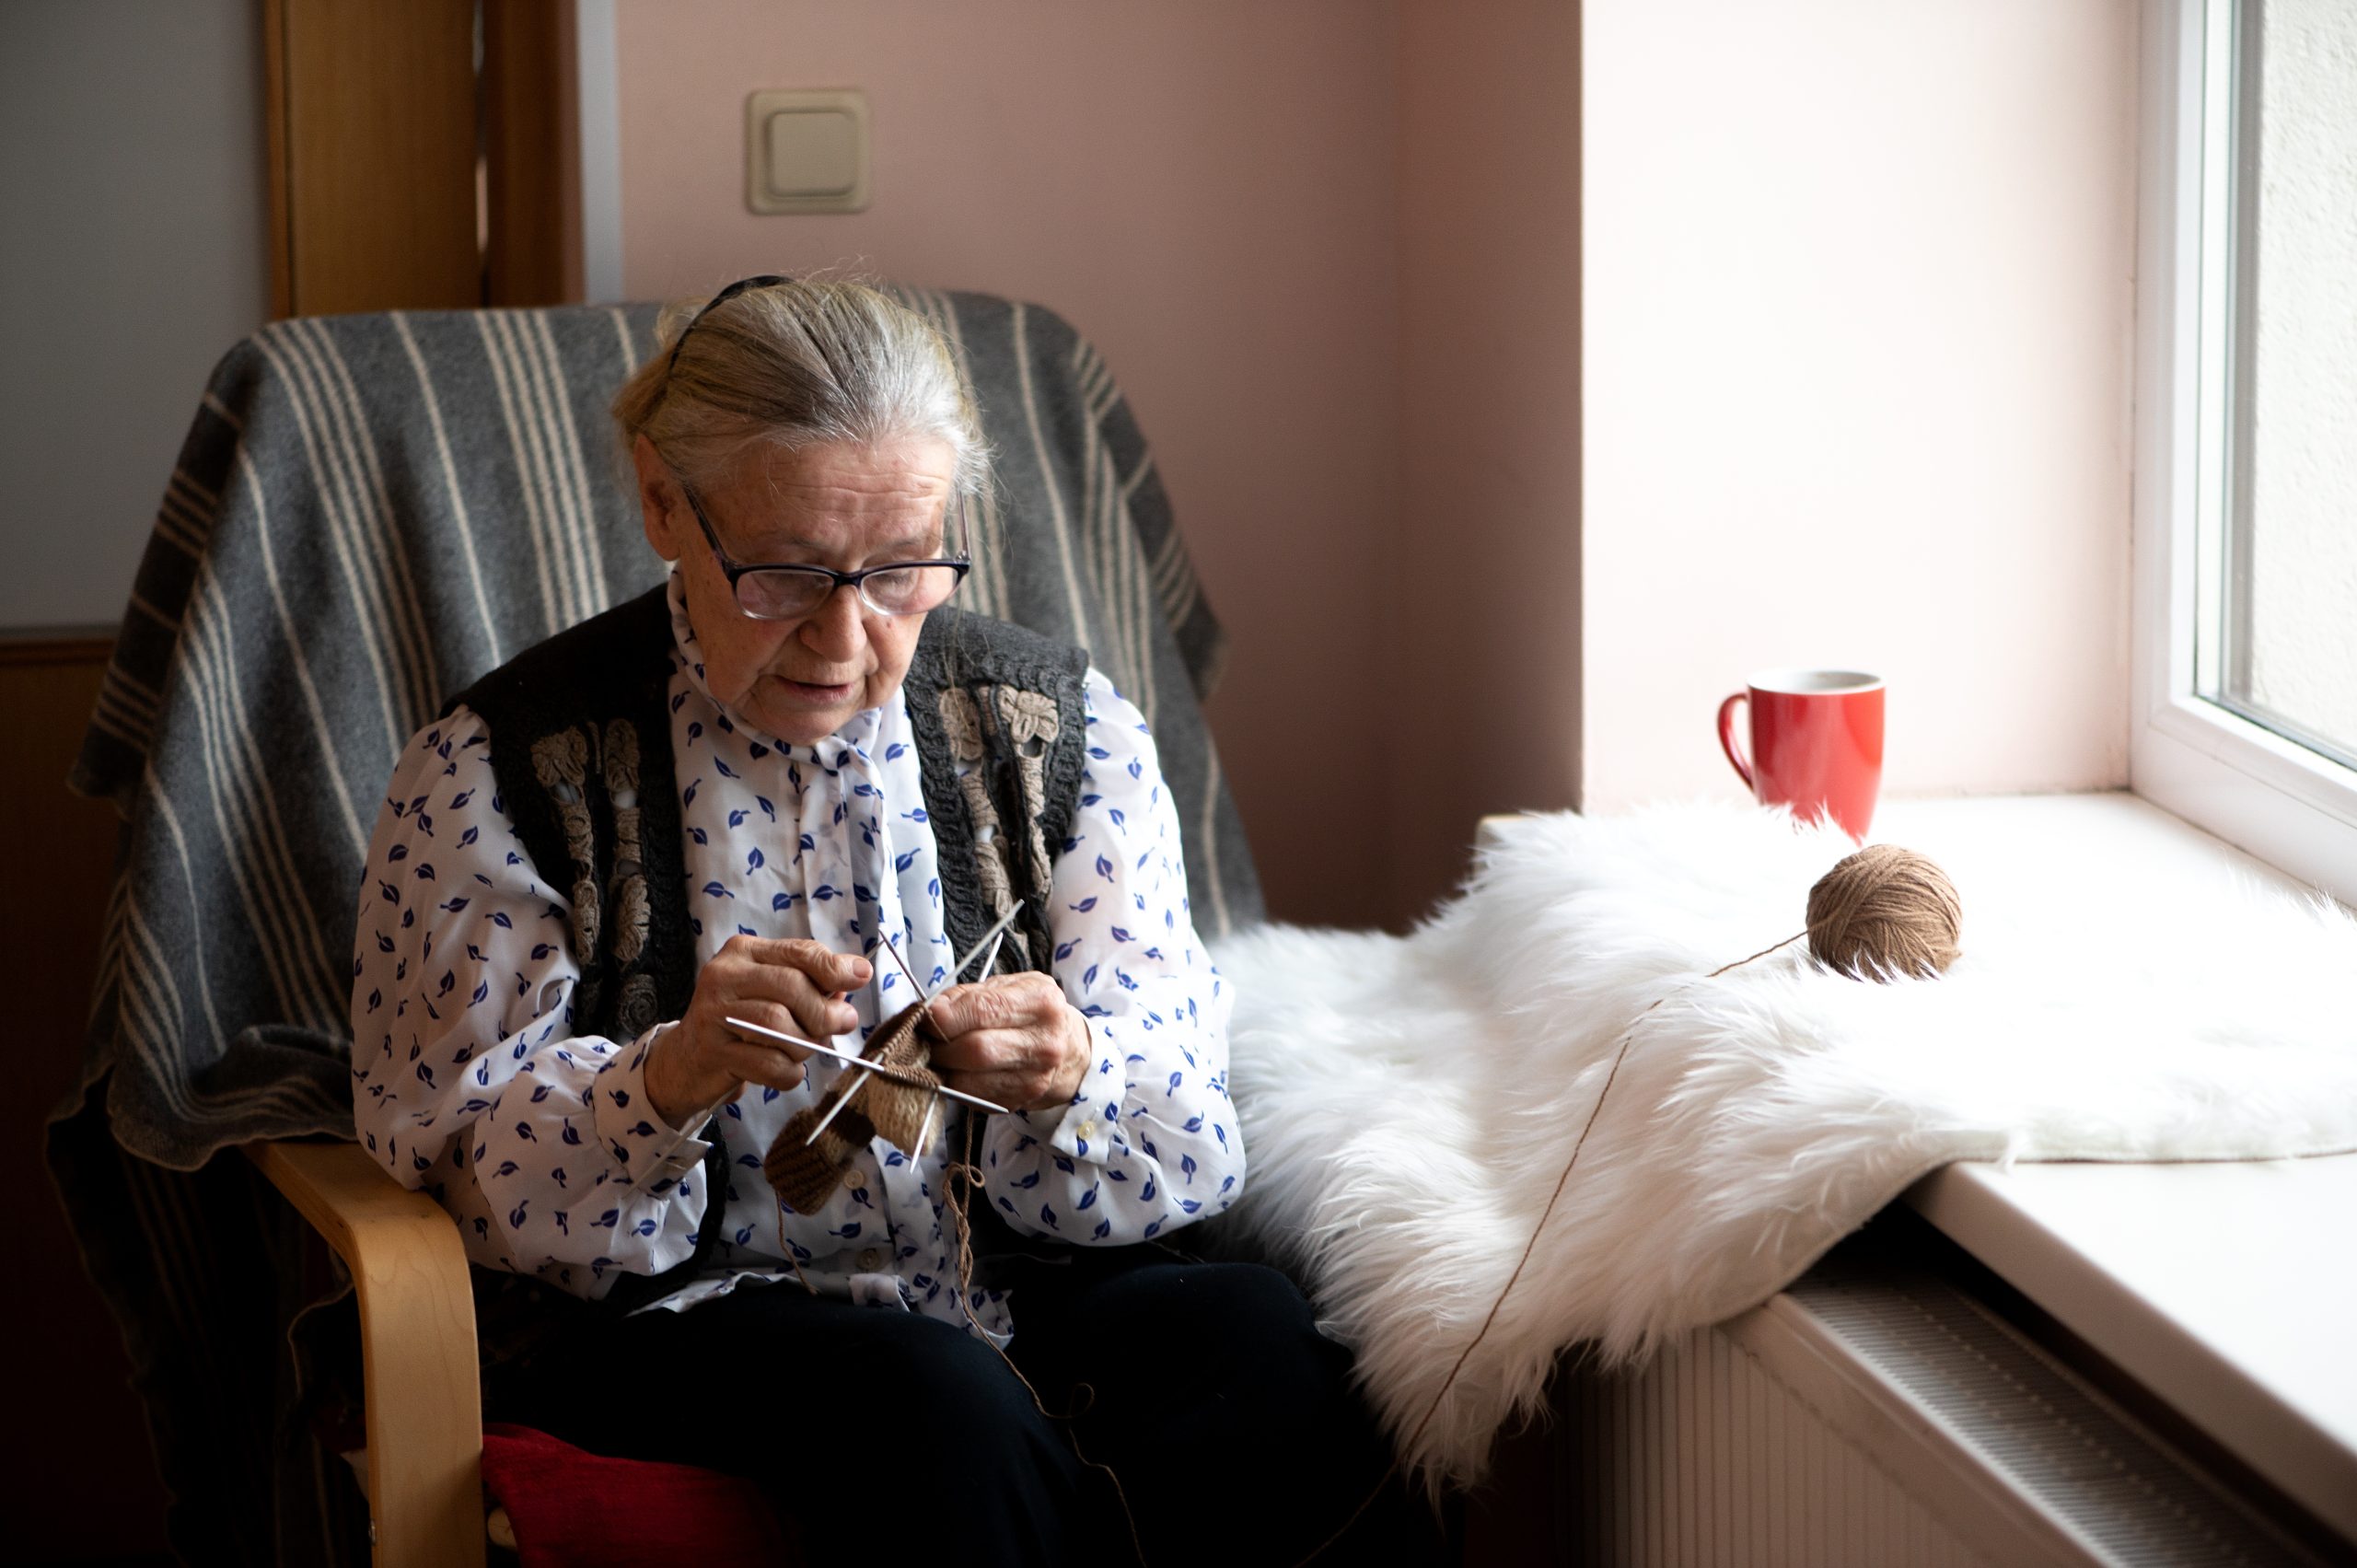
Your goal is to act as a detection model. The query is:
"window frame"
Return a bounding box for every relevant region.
[2130,0,2357,907]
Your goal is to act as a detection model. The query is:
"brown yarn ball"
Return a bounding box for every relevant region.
[1805,843,1963,981]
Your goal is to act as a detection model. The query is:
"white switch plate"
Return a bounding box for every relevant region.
[746,89,869,214]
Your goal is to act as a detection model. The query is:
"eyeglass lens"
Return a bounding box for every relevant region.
[736,564,963,621]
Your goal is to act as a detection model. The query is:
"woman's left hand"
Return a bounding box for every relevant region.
[921,972,1092,1113]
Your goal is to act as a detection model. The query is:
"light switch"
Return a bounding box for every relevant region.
[766,110,858,197]
[746,89,870,215]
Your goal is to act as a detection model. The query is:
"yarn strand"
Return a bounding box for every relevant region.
[1291,930,1806,1566]
[945,1116,1153,1568]
[1295,838,1960,1561]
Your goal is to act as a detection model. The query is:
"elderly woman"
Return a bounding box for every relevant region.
[348,279,1427,1564]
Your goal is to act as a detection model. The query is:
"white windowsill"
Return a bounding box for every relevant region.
[1869,792,2357,1542]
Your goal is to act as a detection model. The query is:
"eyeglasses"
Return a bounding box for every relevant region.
[677,477,971,621]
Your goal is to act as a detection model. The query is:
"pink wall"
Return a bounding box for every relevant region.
[611,0,2143,929]
[612,0,1401,927]
[1581,0,2139,813]
[1388,0,1585,920]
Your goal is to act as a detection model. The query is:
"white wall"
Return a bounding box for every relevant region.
[0,0,271,632]
[1582,0,2140,811]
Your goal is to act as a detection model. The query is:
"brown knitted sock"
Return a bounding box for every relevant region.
[764,1000,944,1213]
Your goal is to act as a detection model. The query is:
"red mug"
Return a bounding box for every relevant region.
[1716,669,1885,839]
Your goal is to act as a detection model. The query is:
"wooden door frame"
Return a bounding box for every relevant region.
[263,0,575,318]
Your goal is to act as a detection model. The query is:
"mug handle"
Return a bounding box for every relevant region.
[1716,692,1754,794]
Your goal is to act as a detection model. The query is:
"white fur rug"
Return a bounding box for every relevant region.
[1209,804,2357,1492]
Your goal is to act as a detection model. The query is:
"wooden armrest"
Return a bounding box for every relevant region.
[1475,812,1532,853]
[247,1139,485,1568]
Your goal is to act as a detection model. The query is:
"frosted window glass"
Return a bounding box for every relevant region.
[2223,0,2357,766]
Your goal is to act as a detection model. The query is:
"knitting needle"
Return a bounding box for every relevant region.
[721,1015,1009,1114]
[642,912,1016,1179]
[839,912,1017,1143]
[801,930,941,1146]
[776,909,1028,1151]
[876,929,937,1020]
[971,931,1007,985]
[723,1014,1002,1107]
[809,908,1018,1155]
[904,914,1010,1157]
[639,1083,742,1179]
[800,1063,871,1144]
[939,905,1022,994]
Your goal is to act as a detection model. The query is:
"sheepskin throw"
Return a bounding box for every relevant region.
[1210,801,2357,1490]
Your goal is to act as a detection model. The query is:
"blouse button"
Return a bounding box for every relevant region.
[856,1247,884,1272]
[840,1167,864,1191]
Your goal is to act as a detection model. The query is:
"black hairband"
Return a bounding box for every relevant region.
[661,273,793,387]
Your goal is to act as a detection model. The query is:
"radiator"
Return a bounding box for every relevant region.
[1538,1238,2336,1567]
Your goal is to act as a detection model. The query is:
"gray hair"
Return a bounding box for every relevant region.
[612,278,990,502]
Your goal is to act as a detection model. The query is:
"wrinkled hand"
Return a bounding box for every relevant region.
[922,972,1091,1113]
[644,936,872,1128]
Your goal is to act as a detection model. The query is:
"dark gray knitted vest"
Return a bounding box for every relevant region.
[448,585,1086,1323]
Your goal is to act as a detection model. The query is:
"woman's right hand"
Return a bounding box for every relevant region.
[644,935,873,1129]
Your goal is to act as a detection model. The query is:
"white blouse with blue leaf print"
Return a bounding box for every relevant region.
[349,572,1240,1340]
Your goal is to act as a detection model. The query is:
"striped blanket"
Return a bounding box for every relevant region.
[50,292,1260,1562]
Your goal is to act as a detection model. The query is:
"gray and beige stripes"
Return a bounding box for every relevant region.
[68,292,1258,1179]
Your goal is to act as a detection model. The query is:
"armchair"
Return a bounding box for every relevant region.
[57,292,1260,1564]
[242,1141,482,1566]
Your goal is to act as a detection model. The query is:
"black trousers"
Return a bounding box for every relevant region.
[485,1248,1448,1566]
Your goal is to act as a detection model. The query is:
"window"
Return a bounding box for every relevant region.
[2131,0,2357,905]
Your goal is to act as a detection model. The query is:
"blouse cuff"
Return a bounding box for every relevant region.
[590,1022,713,1193]
[1017,1017,1126,1164]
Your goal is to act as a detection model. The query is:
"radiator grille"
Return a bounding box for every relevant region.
[1792,1258,2322,1568]
[1548,1249,2331,1567]
[1566,1325,1997,1568]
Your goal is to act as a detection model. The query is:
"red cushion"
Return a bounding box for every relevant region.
[481,1423,793,1566]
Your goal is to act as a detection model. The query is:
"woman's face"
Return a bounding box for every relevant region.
[633,432,959,746]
